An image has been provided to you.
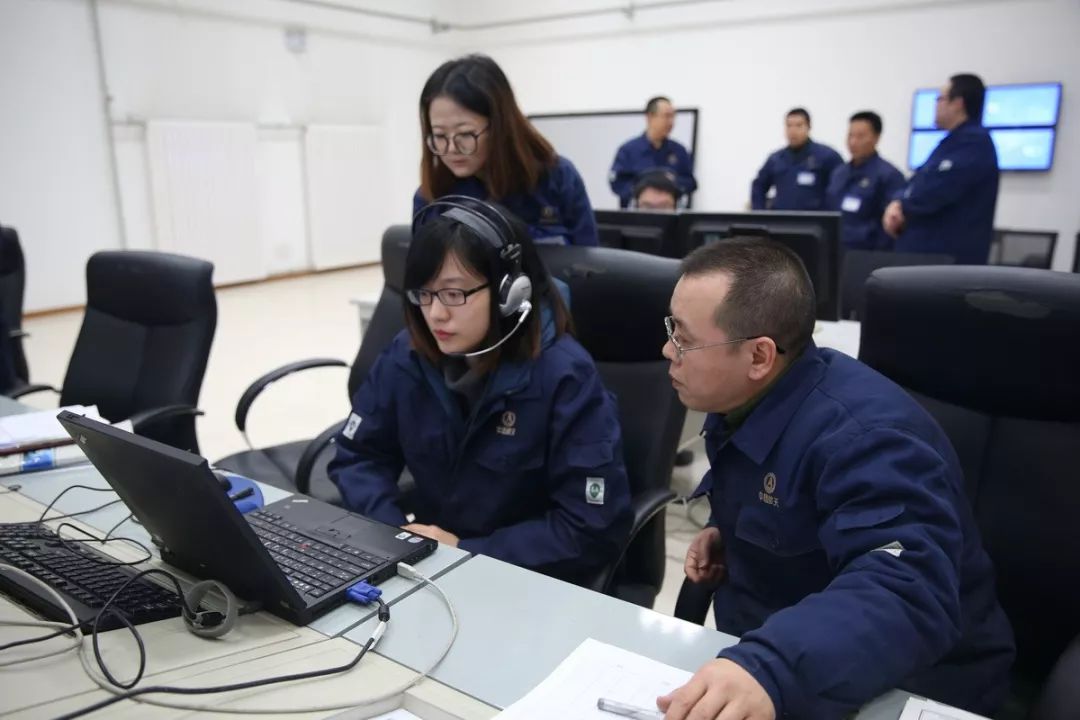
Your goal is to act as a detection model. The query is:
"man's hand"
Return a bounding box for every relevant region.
[402,523,459,547]
[882,200,906,238]
[657,658,776,720]
[685,526,727,586]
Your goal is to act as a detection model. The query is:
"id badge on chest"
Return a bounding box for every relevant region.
[796,171,816,186]
[841,195,862,213]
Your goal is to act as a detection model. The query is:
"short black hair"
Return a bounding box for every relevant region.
[633,171,680,203]
[849,110,883,135]
[786,107,811,125]
[948,73,986,122]
[645,96,671,114]
[680,237,816,356]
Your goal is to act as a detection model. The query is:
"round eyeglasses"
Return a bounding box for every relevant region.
[425,127,489,157]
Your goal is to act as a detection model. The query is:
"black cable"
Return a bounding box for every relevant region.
[52,523,153,566]
[0,619,90,652]
[35,484,118,524]
[59,635,379,719]
[102,513,133,541]
[91,568,196,690]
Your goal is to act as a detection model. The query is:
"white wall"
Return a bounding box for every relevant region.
[0,0,123,311]
[4,0,1078,314]
[2,0,454,312]
[459,0,1080,271]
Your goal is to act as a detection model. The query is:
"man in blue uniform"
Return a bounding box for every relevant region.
[609,96,697,208]
[884,74,999,263]
[826,111,906,250]
[751,108,843,211]
[656,239,1014,720]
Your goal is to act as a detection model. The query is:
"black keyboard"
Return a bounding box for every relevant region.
[0,523,181,631]
[247,510,387,598]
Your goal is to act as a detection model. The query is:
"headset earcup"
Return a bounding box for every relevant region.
[498,275,533,317]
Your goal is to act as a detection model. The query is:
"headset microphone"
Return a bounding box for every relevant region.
[454,301,532,358]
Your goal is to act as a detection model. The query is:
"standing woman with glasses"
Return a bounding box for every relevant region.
[414,54,599,246]
[328,200,630,585]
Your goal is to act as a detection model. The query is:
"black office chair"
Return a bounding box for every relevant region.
[12,251,216,454]
[989,229,1058,269]
[839,249,954,321]
[0,225,29,391]
[860,265,1080,720]
[538,245,686,608]
[214,226,411,503]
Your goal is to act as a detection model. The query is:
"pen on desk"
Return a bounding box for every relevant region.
[597,697,664,720]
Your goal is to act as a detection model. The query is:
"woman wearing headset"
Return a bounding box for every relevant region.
[414,54,599,247]
[328,200,629,585]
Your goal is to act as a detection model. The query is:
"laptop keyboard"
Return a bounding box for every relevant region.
[247,510,388,598]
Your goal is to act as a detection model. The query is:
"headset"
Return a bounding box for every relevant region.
[411,196,534,357]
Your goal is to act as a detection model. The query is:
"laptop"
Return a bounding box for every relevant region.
[57,411,437,626]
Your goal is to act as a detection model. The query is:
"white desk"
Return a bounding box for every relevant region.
[0,484,494,720]
[345,554,957,720]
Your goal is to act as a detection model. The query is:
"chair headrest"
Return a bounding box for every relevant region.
[861,265,1080,421]
[382,226,411,292]
[86,251,215,325]
[538,245,681,363]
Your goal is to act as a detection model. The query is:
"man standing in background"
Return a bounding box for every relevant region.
[610,96,697,208]
[826,111,906,250]
[751,108,843,211]
[883,74,999,263]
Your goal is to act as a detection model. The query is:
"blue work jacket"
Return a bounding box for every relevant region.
[896,121,1000,264]
[609,133,697,207]
[751,140,843,211]
[328,322,630,585]
[413,155,598,246]
[825,153,906,250]
[692,344,1014,717]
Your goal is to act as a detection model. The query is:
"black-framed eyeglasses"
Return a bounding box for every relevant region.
[664,316,786,361]
[407,283,490,307]
[425,127,489,156]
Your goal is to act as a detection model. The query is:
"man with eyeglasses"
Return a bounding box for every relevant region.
[656,238,1013,720]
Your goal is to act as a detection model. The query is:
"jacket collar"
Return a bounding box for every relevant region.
[703,343,828,466]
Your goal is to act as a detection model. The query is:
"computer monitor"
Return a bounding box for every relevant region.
[593,209,680,258]
[672,211,842,321]
[908,81,1062,171]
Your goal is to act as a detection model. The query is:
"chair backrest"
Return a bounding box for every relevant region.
[539,245,685,605]
[990,229,1058,269]
[347,225,410,398]
[839,249,954,321]
[0,225,28,384]
[860,265,1080,679]
[60,251,216,452]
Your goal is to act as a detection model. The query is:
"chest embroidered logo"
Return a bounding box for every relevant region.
[668,153,678,165]
[759,472,780,508]
[496,411,517,437]
[859,177,871,188]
